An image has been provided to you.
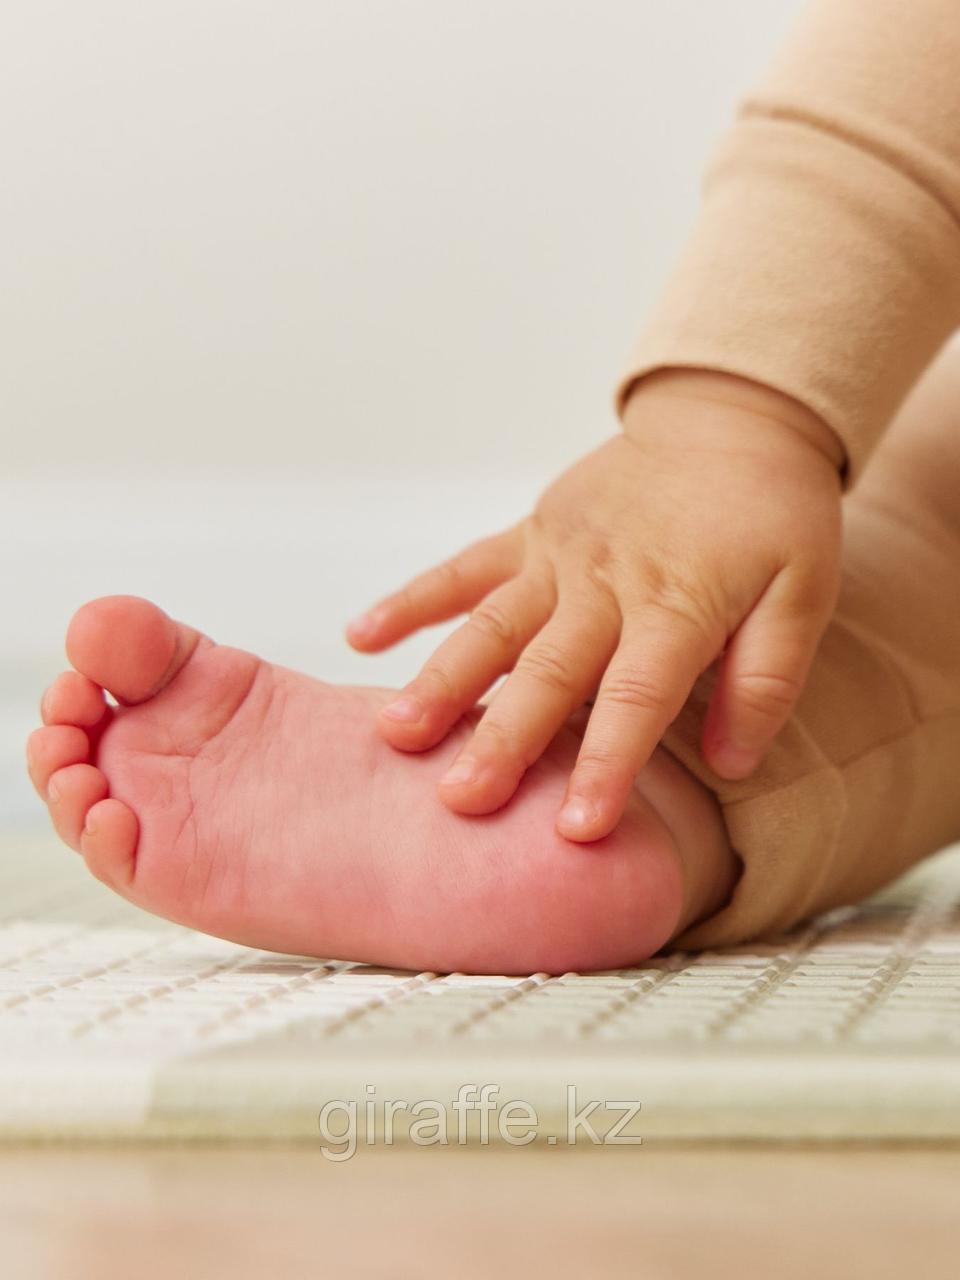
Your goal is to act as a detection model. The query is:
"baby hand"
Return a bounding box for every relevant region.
[346,369,844,841]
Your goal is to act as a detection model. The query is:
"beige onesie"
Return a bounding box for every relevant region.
[614,0,960,948]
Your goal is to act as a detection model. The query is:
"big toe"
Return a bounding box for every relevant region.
[66,596,201,705]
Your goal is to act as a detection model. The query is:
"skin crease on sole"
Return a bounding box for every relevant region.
[25,596,739,975]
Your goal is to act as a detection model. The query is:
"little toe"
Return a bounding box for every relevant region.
[66,595,201,705]
[80,799,138,891]
[41,671,106,728]
[26,725,90,799]
[46,763,109,852]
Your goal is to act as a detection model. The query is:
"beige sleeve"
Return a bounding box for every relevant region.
[664,336,960,951]
[614,0,960,485]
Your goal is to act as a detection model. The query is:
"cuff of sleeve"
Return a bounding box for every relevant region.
[614,112,960,487]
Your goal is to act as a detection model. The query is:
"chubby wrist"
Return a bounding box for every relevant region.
[620,367,847,479]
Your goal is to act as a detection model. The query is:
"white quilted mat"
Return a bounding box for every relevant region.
[2,827,959,1142]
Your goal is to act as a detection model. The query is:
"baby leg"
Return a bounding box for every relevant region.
[663,336,960,949]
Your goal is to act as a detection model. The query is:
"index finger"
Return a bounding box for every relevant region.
[346,527,523,651]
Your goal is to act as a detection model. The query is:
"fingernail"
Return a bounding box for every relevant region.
[83,813,98,837]
[712,743,759,778]
[440,758,478,788]
[558,797,597,832]
[48,781,61,805]
[380,696,424,724]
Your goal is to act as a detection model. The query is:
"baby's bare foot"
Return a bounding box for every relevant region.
[25,597,736,973]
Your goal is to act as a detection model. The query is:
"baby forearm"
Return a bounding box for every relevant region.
[616,0,960,487]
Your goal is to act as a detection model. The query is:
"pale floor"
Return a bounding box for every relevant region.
[3,1143,959,1279]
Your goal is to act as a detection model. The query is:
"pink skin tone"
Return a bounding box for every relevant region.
[347,371,842,849]
[26,596,737,973]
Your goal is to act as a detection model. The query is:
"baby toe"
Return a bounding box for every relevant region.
[66,596,200,705]
[41,671,106,728]
[80,799,139,892]
[26,725,90,798]
[47,763,109,852]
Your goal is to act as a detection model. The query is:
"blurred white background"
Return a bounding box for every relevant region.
[3,0,805,822]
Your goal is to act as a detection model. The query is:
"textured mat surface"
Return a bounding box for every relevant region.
[2,828,959,1141]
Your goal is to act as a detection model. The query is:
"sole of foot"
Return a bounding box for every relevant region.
[26,596,736,973]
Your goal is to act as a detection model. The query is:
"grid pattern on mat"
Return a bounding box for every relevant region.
[2,830,959,1139]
